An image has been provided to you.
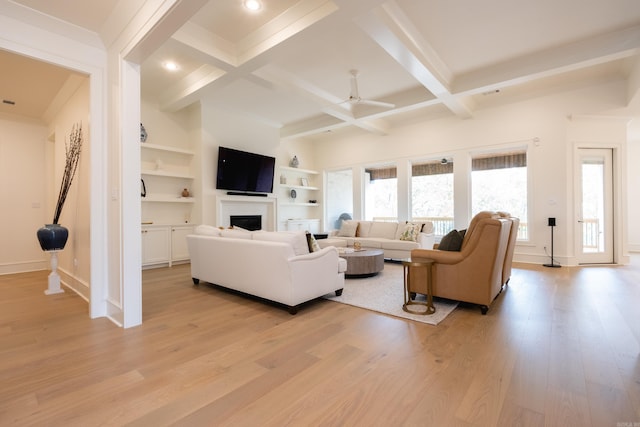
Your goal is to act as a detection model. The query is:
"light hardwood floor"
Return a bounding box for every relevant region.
[1,258,639,426]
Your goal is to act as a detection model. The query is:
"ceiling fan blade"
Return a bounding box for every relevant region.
[339,69,393,109]
[356,99,396,109]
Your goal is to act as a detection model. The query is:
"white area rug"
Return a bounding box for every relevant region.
[324,262,458,325]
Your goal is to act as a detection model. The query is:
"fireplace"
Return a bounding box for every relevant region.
[230,215,262,231]
[217,195,276,230]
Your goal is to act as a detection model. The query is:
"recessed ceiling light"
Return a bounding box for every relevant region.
[244,0,262,12]
[163,61,179,72]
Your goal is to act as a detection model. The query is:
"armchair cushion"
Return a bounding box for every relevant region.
[438,229,465,251]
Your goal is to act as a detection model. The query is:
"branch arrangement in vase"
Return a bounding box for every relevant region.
[53,122,83,224]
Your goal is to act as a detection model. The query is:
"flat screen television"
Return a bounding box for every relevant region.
[216,146,275,194]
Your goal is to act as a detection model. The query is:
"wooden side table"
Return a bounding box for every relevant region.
[402,259,436,315]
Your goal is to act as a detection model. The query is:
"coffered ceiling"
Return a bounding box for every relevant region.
[3,0,640,139]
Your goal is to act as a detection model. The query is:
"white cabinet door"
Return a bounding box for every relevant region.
[171,225,194,262]
[287,219,320,233]
[142,226,170,266]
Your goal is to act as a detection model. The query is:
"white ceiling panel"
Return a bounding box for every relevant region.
[5,0,640,136]
[396,0,640,74]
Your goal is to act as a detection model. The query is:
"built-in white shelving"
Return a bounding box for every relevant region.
[277,165,321,231]
[141,169,195,179]
[141,142,195,156]
[141,196,195,203]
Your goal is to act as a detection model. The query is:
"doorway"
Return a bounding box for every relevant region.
[575,148,614,264]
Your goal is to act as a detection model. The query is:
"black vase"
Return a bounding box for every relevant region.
[37,224,69,251]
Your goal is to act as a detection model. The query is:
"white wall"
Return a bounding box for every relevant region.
[0,116,48,274]
[628,137,640,252]
[198,101,313,227]
[48,78,91,299]
[310,80,633,265]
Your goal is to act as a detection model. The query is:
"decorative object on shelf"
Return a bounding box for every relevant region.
[36,122,83,295]
[141,179,146,197]
[300,178,309,186]
[309,199,317,204]
[290,155,299,168]
[181,188,190,197]
[290,189,297,200]
[140,123,147,142]
[280,174,287,184]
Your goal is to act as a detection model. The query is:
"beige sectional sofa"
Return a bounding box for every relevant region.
[317,220,435,260]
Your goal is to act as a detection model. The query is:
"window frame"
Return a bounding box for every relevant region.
[470,147,530,242]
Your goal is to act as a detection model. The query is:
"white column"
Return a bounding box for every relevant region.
[45,251,64,295]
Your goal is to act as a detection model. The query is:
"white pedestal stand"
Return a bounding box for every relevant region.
[45,250,65,295]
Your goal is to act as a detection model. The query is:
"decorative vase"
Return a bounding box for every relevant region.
[181,188,190,197]
[290,156,299,168]
[37,224,69,251]
[140,123,148,142]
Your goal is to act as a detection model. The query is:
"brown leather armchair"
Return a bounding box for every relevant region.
[498,213,519,285]
[408,211,512,314]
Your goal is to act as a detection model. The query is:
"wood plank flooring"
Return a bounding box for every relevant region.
[1,258,639,426]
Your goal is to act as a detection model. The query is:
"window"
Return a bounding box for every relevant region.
[364,165,397,221]
[471,150,528,239]
[411,159,454,236]
[326,169,353,230]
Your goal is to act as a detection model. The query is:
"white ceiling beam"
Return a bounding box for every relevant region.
[256,65,346,107]
[171,21,238,68]
[281,115,350,139]
[454,25,640,96]
[354,1,473,119]
[627,56,640,108]
[159,64,226,111]
[257,65,393,136]
[157,0,340,115]
[119,0,210,64]
[236,0,339,65]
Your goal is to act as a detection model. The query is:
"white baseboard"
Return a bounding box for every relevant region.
[0,260,48,275]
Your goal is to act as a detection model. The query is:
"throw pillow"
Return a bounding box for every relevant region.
[399,223,422,242]
[438,229,464,251]
[337,220,358,237]
[305,232,321,252]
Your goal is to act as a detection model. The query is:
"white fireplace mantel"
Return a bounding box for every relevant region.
[216,195,277,231]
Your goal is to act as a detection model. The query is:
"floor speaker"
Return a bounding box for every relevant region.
[543,217,560,268]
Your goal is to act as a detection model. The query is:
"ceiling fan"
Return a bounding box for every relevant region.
[341,69,395,109]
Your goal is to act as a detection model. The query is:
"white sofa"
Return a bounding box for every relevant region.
[187,226,347,314]
[317,220,435,260]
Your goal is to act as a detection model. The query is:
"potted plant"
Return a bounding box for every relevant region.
[36,122,83,251]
